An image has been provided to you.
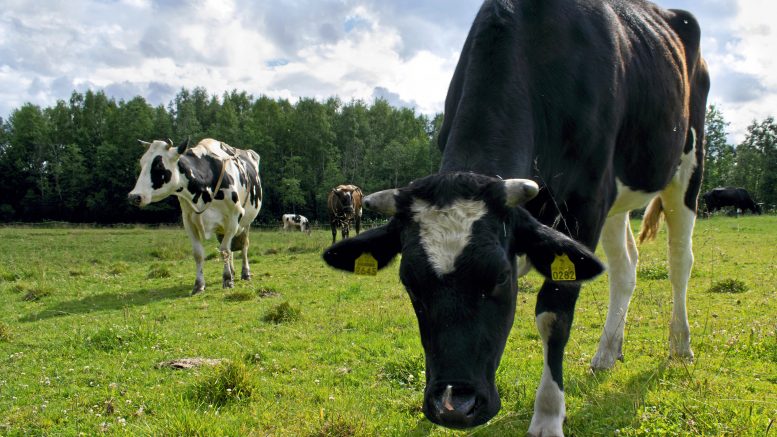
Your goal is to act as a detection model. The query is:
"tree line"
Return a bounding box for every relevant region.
[703,106,777,211]
[0,90,774,225]
[0,89,442,224]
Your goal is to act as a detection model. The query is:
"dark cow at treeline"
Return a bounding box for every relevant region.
[327,185,363,244]
[129,138,262,295]
[324,0,709,435]
[702,187,761,215]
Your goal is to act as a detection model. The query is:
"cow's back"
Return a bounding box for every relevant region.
[438,0,709,212]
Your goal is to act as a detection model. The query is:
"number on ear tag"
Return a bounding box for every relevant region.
[551,253,576,281]
[354,253,378,276]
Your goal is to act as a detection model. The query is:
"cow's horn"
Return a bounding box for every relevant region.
[364,189,398,216]
[138,139,151,147]
[166,138,174,149]
[504,179,539,207]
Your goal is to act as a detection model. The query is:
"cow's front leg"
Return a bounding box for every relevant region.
[529,281,580,437]
[330,220,338,244]
[183,218,206,295]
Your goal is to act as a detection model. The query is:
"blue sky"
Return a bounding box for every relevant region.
[1,0,774,142]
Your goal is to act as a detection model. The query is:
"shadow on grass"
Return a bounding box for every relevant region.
[19,285,191,322]
[458,362,669,434]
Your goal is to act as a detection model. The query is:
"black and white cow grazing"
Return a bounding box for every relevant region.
[702,187,761,215]
[323,0,709,434]
[129,138,262,295]
[282,213,311,234]
[327,185,363,244]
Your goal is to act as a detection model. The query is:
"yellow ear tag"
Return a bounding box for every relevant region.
[354,253,378,276]
[551,253,576,281]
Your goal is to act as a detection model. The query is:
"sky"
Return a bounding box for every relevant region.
[1,0,774,143]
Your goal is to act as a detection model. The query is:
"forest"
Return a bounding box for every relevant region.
[0,88,774,224]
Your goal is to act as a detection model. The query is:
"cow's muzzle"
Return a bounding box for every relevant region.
[128,194,143,207]
[425,382,497,429]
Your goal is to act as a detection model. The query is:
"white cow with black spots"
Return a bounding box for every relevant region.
[128,138,263,294]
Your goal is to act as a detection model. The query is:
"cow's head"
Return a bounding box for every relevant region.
[323,172,603,429]
[332,186,355,214]
[128,138,189,207]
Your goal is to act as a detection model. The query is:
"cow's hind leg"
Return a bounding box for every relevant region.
[592,212,639,370]
[661,192,696,360]
[219,227,239,289]
[234,231,251,280]
[330,221,337,244]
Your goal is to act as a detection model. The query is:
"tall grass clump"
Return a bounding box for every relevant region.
[188,361,254,406]
[146,264,172,279]
[0,322,12,342]
[707,278,748,293]
[262,302,301,324]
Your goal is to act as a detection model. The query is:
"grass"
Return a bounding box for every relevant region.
[0,217,775,435]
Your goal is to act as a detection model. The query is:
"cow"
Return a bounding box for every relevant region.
[282,213,311,234]
[128,138,263,295]
[327,184,363,244]
[323,0,709,435]
[702,187,761,215]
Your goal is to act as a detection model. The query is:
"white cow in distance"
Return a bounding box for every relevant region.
[282,213,311,235]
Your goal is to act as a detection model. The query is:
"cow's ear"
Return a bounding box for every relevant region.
[323,220,402,272]
[512,210,604,282]
[176,137,190,155]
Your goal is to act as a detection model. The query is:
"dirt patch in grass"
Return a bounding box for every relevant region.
[157,358,224,369]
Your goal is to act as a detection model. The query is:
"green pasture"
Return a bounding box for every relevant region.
[0,216,775,436]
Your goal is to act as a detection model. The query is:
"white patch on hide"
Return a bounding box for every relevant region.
[412,198,487,276]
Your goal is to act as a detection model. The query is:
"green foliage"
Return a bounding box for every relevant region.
[146,264,172,279]
[107,262,130,275]
[262,302,301,324]
[311,414,368,437]
[381,355,426,390]
[706,278,748,293]
[0,322,11,341]
[637,263,669,280]
[224,290,254,302]
[0,221,774,435]
[188,361,254,406]
[20,284,53,302]
[83,324,161,352]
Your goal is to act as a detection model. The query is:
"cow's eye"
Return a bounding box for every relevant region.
[495,270,511,287]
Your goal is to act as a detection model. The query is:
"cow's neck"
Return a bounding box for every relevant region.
[438,7,535,179]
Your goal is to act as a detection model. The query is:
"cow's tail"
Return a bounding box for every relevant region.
[638,196,664,244]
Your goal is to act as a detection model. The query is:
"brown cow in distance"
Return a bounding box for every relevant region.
[327,184,363,243]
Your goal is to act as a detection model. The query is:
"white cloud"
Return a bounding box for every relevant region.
[0,0,775,146]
